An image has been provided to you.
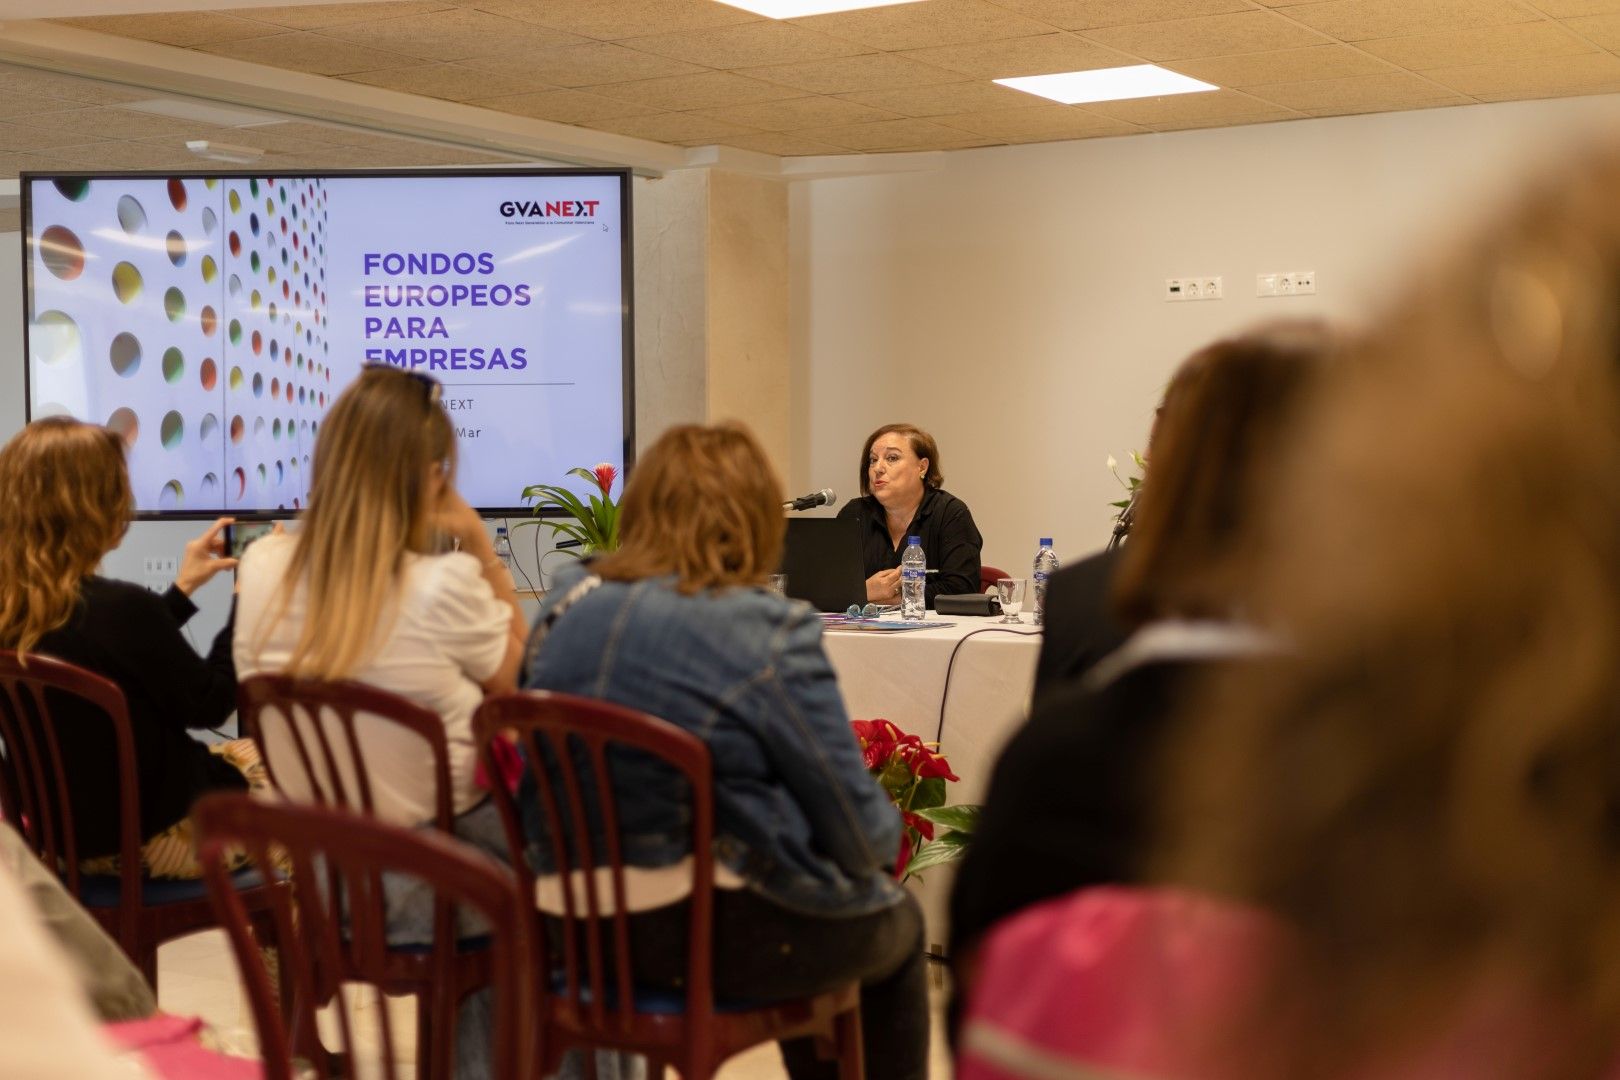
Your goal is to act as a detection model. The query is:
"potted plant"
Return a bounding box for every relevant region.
[521,462,621,556]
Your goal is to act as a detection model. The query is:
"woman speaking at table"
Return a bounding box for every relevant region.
[836,423,982,607]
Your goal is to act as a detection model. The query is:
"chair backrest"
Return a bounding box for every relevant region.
[0,652,142,915]
[238,674,453,832]
[980,566,1010,594]
[473,691,716,1036]
[194,793,534,1080]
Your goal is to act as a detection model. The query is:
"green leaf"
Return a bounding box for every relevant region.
[904,832,970,879]
[878,757,912,797]
[913,804,980,835]
[908,776,946,812]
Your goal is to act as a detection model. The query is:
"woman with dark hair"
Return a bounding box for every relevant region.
[949,323,1334,983]
[0,417,257,879]
[836,423,982,606]
[525,422,928,1080]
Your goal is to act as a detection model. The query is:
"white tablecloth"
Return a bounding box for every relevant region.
[822,614,1042,951]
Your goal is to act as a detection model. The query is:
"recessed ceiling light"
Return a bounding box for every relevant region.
[715,0,928,17]
[995,64,1218,105]
[186,139,264,165]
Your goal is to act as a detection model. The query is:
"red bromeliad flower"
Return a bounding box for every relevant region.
[592,461,617,494]
[851,717,959,878]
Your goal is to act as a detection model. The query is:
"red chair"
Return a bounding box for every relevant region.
[194,793,535,1080]
[980,566,1011,594]
[0,652,282,990]
[237,674,490,1079]
[474,690,864,1079]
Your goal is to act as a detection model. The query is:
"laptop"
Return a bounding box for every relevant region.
[780,517,867,612]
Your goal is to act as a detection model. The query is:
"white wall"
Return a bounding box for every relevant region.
[791,93,1620,576]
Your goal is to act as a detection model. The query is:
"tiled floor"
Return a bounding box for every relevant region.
[156,930,955,1078]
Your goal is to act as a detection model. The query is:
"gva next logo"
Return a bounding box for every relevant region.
[499,198,601,222]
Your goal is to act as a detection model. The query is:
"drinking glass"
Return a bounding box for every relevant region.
[767,573,788,597]
[995,578,1025,623]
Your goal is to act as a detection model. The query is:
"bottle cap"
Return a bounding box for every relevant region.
[908,535,921,545]
[1040,537,1052,546]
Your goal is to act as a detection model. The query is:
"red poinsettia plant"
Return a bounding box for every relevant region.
[851,719,979,880]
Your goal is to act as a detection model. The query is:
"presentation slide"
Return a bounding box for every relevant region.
[24,170,629,515]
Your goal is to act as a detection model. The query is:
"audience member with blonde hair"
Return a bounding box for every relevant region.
[524,422,926,1080]
[0,416,261,879]
[235,364,526,841]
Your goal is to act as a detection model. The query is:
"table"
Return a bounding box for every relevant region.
[821,614,1043,950]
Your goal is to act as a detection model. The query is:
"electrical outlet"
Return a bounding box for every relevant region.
[1259,270,1316,297]
[1166,276,1222,302]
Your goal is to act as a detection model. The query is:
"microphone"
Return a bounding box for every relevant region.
[783,488,836,512]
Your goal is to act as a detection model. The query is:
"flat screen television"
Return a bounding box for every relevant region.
[21,168,633,517]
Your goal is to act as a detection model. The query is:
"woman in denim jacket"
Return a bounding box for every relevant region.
[524,422,927,1080]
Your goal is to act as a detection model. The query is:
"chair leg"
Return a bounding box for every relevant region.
[135,940,160,997]
[416,991,435,1080]
[835,1007,864,1080]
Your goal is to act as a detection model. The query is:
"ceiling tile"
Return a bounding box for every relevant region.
[0,66,147,106]
[317,9,587,61]
[714,131,850,154]
[788,0,1056,51]
[991,0,1254,30]
[593,112,760,143]
[16,107,213,140]
[262,145,403,169]
[0,93,90,120]
[45,141,195,170]
[695,95,901,130]
[1084,87,1298,122]
[1303,97,1472,116]
[899,33,1135,78]
[1565,12,1620,48]
[933,103,1142,137]
[463,42,707,86]
[0,151,57,179]
[196,33,415,76]
[794,116,994,150]
[1524,0,1620,13]
[618,21,869,68]
[1357,22,1594,68]
[0,123,107,153]
[1277,0,1539,41]
[592,70,807,109]
[463,0,762,39]
[463,88,663,123]
[341,62,546,100]
[1244,71,1463,110]
[236,2,455,31]
[840,79,1048,116]
[1080,10,1333,60]
[56,12,284,48]
[1146,111,1298,131]
[1424,49,1620,93]
[1166,44,1396,86]
[739,52,961,94]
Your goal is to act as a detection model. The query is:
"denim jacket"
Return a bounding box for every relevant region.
[522,562,903,917]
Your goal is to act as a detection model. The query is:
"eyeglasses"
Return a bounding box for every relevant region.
[361,361,442,405]
[845,603,887,619]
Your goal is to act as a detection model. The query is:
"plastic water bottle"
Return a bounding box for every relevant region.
[493,527,515,574]
[1033,538,1058,626]
[901,536,927,620]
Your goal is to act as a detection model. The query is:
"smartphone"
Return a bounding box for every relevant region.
[223,521,275,559]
